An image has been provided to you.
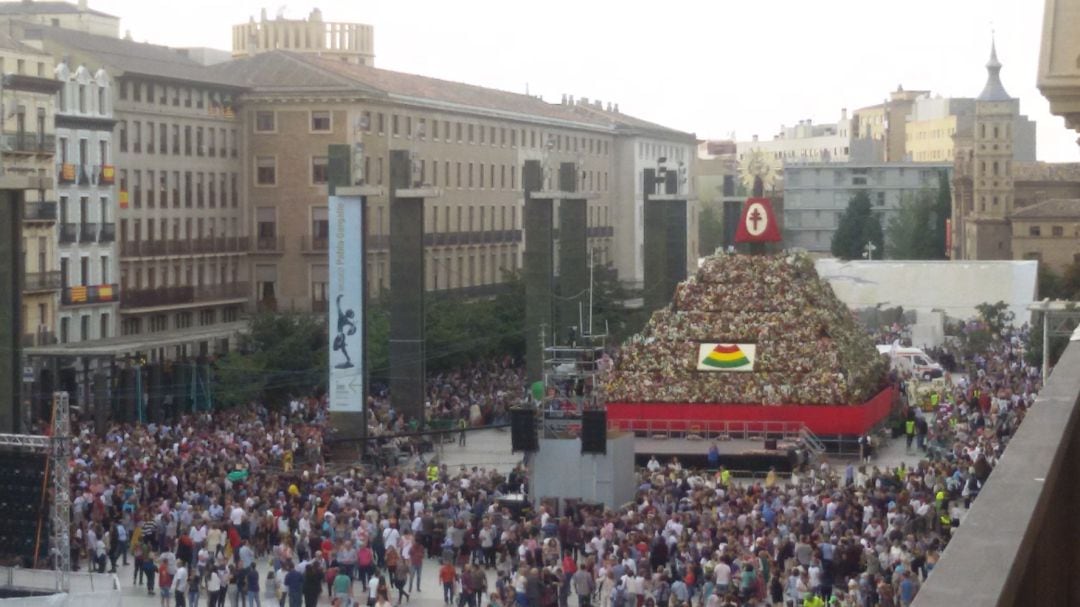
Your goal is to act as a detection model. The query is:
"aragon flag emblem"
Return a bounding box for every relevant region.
[696,343,757,372]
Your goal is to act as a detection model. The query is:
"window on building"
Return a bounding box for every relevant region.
[312,156,329,184]
[171,125,180,154]
[256,264,277,307]
[311,110,331,132]
[1052,226,1064,237]
[256,156,276,185]
[118,120,127,152]
[392,114,399,136]
[257,207,276,239]
[1029,226,1041,237]
[312,207,329,241]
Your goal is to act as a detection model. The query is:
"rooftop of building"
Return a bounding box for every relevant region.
[210,50,694,140]
[24,23,242,88]
[1010,198,1080,220]
[1014,161,1080,183]
[0,0,115,19]
[0,26,47,55]
[783,161,952,169]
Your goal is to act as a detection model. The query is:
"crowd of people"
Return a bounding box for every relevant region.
[53,312,1041,607]
[606,254,887,405]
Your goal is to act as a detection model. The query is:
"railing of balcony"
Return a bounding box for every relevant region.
[61,283,119,306]
[23,201,57,222]
[2,132,55,154]
[21,331,57,347]
[254,236,285,253]
[79,222,98,243]
[23,270,61,292]
[59,223,78,244]
[300,235,329,253]
[99,223,116,243]
[95,164,116,186]
[120,281,249,309]
[120,237,249,257]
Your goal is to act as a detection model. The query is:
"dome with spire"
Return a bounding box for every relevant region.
[978,38,1011,102]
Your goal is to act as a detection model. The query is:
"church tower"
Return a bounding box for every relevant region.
[964,40,1020,259]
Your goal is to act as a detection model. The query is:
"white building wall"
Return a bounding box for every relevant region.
[55,63,119,343]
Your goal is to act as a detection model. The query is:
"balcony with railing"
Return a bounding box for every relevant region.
[97,164,115,186]
[311,298,328,314]
[57,163,77,184]
[300,235,329,253]
[254,235,285,253]
[22,270,61,292]
[2,132,55,155]
[99,222,116,243]
[21,331,57,347]
[59,222,78,244]
[61,283,119,306]
[23,201,57,222]
[79,222,98,243]
[120,237,248,257]
[120,281,250,309]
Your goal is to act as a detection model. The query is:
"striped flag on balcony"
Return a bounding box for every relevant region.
[119,190,128,208]
[69,285,87,303]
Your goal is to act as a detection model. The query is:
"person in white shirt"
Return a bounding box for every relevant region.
[171,565,188,606]
[206,567,222,606]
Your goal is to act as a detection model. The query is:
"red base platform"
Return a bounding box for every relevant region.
[607,386,897,437]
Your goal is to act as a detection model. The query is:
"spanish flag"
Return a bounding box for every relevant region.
[696,343,756,372]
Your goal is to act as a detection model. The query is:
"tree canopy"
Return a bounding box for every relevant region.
[886,171,950,260]
[831,191,884,260]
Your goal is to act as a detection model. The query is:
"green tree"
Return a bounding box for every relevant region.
[932,170,951,258]
[698,205,724,256]
[975,301,1014,335]
[832,191,884,260]
[213,311,328,408]
[886,189,940,259]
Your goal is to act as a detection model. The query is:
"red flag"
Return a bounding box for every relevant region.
[734,197,782,243]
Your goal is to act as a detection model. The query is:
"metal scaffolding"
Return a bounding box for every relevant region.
[0,391,71,592]
[51,392,71,591]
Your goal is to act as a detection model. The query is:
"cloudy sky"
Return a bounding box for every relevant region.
[91,0,1077,161]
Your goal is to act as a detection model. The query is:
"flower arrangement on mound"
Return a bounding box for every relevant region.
[605,253,887,405]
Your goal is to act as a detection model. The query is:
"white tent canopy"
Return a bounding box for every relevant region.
[815,259,1039,326]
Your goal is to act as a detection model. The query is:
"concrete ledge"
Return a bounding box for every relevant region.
[913,340,1080,606]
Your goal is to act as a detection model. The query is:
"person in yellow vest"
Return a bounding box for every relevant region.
[719,466,731,489]
[427,463,439,483]
[803,592,826,607]
[904,414,916,453]
[282,450,293,473]
[930,392,940,409]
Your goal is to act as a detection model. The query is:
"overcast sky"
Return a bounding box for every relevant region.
[90,0,1077,162]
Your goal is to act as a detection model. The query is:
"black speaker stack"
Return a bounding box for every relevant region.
[510,407,538,453]
[581,410,607,454]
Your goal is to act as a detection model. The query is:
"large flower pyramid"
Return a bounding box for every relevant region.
[605,253,887,405]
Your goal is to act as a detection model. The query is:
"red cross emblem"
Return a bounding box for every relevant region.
[735,198,781,243]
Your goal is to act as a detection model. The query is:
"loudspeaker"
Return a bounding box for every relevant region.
[581,410,607,454]
[510,408,538,453]
[764,438,777,450]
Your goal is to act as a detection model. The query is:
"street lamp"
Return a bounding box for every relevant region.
[863,241,877,261]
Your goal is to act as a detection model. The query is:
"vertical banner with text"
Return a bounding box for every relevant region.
[328,195,364,412]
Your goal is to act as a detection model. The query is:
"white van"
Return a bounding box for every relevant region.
[876,345,945,381]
